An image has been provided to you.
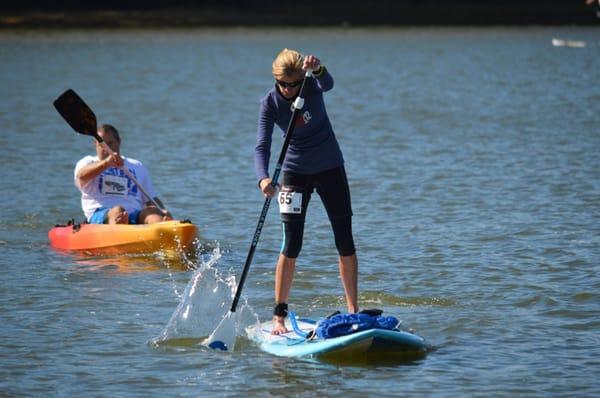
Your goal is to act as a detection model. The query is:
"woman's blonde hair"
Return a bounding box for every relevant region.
[272,48,304,79]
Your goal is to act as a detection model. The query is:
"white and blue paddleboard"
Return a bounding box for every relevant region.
[245,316,427,360]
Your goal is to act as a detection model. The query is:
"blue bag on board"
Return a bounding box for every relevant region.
[315,312,400,339]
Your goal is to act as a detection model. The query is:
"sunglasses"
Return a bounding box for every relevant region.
[276,79,303,88]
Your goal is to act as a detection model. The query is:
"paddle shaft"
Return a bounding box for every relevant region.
[230,71,312,313]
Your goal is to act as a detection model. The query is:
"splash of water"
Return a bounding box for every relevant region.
[154,246,230,340]
[152,244,259,349]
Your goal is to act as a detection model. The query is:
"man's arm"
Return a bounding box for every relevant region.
[76,153,123,187]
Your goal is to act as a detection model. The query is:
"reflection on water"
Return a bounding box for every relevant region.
[74,254,188,273]
[49,236,222,273]
[317,349,428,367]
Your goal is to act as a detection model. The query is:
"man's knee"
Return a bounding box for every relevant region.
[107,206,129,224]
[137,206,169,224]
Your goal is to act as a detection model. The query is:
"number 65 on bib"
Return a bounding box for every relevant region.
[278,189,302,214]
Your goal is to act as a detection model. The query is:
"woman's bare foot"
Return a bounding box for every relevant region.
[271,315,288,335]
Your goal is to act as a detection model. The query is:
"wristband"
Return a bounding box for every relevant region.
[274,302,288,317]
[313,65,325,77]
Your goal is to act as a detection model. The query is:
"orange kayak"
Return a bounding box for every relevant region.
[48,220,198,256]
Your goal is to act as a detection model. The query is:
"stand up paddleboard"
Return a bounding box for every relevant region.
[246,314,427,360]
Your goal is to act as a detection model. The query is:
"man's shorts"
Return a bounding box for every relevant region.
[88,207,141,224]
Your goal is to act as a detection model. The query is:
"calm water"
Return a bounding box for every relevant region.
[1,27,599,397]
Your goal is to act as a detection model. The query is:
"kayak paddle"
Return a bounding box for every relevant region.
[202,70,313,351]
[53,89,167,214]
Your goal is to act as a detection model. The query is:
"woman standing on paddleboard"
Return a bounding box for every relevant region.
[254,49,359,335]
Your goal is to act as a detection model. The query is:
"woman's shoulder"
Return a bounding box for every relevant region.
[260,87,281,110]
[261,86,278,103]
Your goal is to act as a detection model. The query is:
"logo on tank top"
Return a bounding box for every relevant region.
[294,110,312,127]
[302,110,312,124]
[98,167,138,196]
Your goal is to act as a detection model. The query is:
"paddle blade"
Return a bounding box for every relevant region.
[53,89,99,139]
[202,311,237,352]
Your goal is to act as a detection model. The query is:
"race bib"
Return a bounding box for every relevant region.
[101,174,128,196]
[278,190,302,214]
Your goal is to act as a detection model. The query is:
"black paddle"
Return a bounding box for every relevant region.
[203,70,313,351]
[53,89,167,213]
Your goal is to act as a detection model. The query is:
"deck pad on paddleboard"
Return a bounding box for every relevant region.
[246,316,427,359]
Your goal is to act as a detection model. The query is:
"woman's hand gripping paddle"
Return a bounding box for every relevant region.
[202,70,313,351]
[53,89,168,214]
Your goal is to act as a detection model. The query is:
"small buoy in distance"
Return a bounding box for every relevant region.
[208,341,228,351]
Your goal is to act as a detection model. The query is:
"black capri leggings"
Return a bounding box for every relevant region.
[279,166,355,258]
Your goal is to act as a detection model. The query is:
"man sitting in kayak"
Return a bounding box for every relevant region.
[74,124,172,224]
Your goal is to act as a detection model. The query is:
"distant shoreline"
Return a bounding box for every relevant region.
[0,6,598,29]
